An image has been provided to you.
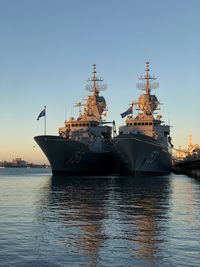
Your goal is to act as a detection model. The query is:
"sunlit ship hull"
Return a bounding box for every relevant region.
[114,133,172,175]
[34,135,118,175]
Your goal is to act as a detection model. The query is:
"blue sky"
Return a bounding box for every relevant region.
[0,0,199,163]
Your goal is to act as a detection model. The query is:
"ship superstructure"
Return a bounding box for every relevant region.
[115,62,172,175]
[58,64,112,149]
[34,65,117,175]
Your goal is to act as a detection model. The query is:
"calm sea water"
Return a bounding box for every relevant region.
[0,168,200,267]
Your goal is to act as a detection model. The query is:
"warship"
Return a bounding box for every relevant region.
[114,62,173,175]
[34,65,117,175]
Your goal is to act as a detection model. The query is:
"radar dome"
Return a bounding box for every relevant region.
[138,94,159,114]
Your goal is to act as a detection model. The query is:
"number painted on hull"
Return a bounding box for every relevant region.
[66,151,85,164]
[145,151,159,164]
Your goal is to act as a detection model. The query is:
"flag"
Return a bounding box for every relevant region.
[37,108,46,120]
[120,106,132,118]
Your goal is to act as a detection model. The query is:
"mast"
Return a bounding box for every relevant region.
[83,65,108,121]
[86,64,104,96]
[144,61,157,96]
[136,62,159,115]
[145,61,150,95]
[92,64,98,96]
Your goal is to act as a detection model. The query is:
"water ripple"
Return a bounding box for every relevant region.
[0,169,200,266]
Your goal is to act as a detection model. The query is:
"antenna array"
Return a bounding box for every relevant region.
[136,81,159,90]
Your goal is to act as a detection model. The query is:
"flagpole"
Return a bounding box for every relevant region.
[132,103,133,117]
[44,106,46,135]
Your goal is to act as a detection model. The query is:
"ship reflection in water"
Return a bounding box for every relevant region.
[1,169,200,266]
[35,175,172,266]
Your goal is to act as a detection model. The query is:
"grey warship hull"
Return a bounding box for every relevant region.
[114,133,172,175]
[34,135,118,175]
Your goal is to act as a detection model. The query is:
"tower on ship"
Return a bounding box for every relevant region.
[120,61,168,142]
[59,64,109,137]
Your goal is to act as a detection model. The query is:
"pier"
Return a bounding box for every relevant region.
[173,158,200,178]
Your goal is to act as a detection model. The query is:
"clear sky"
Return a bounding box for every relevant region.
[0,0,199,163]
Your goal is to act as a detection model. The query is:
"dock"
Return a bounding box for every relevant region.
[173,158,200,178]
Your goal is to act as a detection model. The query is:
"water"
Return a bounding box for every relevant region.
[0,168,200,267]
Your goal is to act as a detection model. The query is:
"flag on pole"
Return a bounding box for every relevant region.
[37,108,46,120]
[120,106,133,118]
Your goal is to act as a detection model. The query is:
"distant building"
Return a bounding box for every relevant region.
[12,158,27,167]
[0,158,49,168]
[175,134,200,159]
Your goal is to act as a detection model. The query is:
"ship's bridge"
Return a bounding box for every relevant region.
[64,118,99,129]
[119,114,170,146]
[59,119,99,136]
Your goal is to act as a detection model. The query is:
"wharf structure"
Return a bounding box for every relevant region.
[173,135,200,178]
[174,158,200,178]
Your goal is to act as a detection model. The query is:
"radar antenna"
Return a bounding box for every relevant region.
[85,64,107,95]
[136,61,159,95]
[74,102,85,115]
